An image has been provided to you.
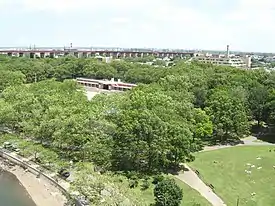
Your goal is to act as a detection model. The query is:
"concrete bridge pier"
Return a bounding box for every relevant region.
[49,52,55,58]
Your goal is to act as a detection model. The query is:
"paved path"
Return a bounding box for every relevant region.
[175,164,226,206]
[241,136,274,146]
[203,136,274,152]
[174,136,275,206]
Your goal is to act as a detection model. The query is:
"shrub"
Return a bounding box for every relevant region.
[154,178,183,206]
[141,179,150,190]
[126,171,140,180]
[152,175,164,185]
[129,179,139,188]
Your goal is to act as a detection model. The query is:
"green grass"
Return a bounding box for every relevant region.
[136,177,211,206]
[175,178,212,206]
[189,146,275,206]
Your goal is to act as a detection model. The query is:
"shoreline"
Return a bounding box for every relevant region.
[1,158,67,206]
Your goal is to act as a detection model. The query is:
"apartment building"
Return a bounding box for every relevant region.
[193,45,252,69]
[194,56,247,68]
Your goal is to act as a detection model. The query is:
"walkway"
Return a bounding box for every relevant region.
[175,164,226,206]
[175,136,275,206]
[203,136,274,152]
[0,151,69,206]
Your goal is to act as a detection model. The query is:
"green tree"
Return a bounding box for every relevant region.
[248,83,269,126]
[154,178,183,206]
[71,164,143,206]
[0,70,25,92]
[206,87,250,142]
[109,89,195,173]
[191,108,213,143]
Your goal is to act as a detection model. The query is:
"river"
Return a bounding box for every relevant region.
[0,170,36,206]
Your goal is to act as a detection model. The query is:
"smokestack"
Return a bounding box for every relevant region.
[226,45,230,58]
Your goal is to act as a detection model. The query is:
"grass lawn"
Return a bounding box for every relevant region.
[137,177,211,206]
[189,146,275,206]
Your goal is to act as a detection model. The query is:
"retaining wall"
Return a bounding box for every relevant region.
[0,149,84,206]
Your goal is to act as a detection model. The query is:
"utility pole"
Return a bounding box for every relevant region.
[236,196,240,206]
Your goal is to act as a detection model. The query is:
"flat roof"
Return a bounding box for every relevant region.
[76,78,137,86]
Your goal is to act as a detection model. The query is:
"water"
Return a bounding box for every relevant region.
[0,170,36,206]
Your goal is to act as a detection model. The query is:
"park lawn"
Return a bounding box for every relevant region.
[137,177,211,206]
[189,146,275,206]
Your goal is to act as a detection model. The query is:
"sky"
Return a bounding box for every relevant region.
[0,0,275,52]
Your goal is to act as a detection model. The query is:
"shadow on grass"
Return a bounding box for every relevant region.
[252,124,275,144]
[166,165,189,175]
[205,138,244,147]
[257,133,275,143]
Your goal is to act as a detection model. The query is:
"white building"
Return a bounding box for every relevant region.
[193,45,251,69]
[194,56,248,68]
[76,77,137,91]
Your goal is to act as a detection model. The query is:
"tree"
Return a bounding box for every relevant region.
[0,70,25,92]
[109,89,196,173]
[0,100,17,129]
[154,178,183,206]
[206,87,250,142]
[71,164,143,206]
[248,83,269,126]
[191,108,213,143]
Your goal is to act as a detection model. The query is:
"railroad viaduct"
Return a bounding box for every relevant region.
[0,48,198,59]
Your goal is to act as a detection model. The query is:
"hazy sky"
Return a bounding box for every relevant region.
[0,0,274,52]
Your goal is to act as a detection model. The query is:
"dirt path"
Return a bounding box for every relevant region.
[175,136,275,206]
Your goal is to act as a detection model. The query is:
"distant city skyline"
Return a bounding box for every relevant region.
[1,0,275,53]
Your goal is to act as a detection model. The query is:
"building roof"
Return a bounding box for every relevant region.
[76,77,137,87]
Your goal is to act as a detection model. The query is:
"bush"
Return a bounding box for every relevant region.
[129,179,139,188]
[141,179,150,190]
[154,178,183,206]
[125,171,140,180]
[152,175,164,185]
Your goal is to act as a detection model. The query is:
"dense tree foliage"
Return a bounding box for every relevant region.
[1,55,275,204]
[205,87,249,141]
[71,163,143,206]
[1,56,275,162]
[154,178,183,206]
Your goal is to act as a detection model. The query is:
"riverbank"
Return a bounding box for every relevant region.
[1,158,67,206]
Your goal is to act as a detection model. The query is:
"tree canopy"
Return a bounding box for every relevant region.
[0,55,274,204]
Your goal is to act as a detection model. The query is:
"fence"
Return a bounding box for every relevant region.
[0,149,84,206]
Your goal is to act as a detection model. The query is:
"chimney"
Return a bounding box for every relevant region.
[226,45,230,58]
[118,79,121,83]
[111,78,114,82]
